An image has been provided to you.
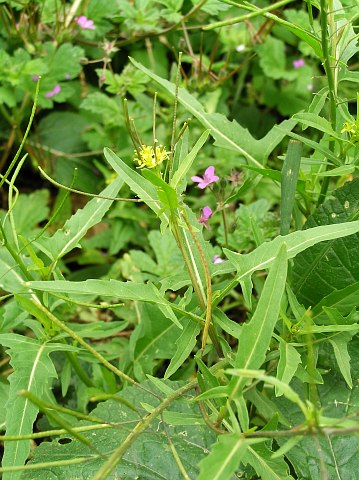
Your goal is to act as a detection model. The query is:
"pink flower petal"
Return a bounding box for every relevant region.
[204,166,215,178]
[198,182,208,189]
[202,206,212,219]
[191,176,204,183]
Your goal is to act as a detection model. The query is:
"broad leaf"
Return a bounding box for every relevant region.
[18,381,216,479]
[244,442,294,480]
[292,179,359,307]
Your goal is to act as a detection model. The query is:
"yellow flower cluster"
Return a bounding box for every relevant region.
[341,121,356,135]
[134,144,169,169]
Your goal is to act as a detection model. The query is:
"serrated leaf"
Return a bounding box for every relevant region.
[215,219,359,305]
[36,176,123,266]
[228,244,287,397]
[244,442,294,480]
[198,434,262,480]
[26,279,182,329]
[18,380,216,479]
[292,179,359,307]
[0,335,77,480]
[130,57,297,167]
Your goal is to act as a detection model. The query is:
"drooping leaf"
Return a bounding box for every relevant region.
[165,318,201,379]
[243,442,294,480]
[276,339,302,396]
[26,279,182,329]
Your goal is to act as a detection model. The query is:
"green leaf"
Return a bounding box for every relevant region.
[215,220,359,304]
[0,334,77,480]
[36,176,124,267]
[165,319,200,379]
[170,129,210,192]
[103,147,170,226]
[18,381,216,479]
[244,442,294,480]
[130,57,297,167]
[198,434,262,480]
[292,179,359,307]
[126,304,179,381]
[328,332,356,388]
[276,339,302,396]
[293,112,344,141]
[257,36,287,80]
[229,244,287,397]
[25,279,182,329]
[280,140,302,235]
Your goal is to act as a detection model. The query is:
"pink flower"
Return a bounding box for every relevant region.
[32,75,39,81]
[213,255,225,264]
[293,58,305,69]
[198,206,212,228]
[45,85,61,98]
[191,166,219,189]
[75,15,96,30]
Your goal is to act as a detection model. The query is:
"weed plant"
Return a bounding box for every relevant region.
[0,1,359,479]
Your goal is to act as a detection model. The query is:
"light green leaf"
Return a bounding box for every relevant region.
[329,332,356,388]
[198,434,262,480]
[294,112,345,141]
[103,147,170,226]
[25,279,182,329]
[276,339,302,396]
[228,244,287,397]
[170,129,210,191]
[36,176,123,267]
[130,57,297,167]
[215,220,359,305]
[280,140,302,235]
[0,335,77,480]
[165,319,200,378]
[244,442,294,480]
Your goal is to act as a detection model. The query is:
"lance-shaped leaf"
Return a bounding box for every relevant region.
[228,243,287,398]
[214,220,359,305]
[130,57,297,167]
[36,176,124,266]
[25,279,182,329]
[0,334,78,480]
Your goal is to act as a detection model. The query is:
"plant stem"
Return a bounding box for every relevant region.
[91,380,197,480]
[318,0,337,205]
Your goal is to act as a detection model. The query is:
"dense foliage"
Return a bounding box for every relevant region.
[0,1,359,479]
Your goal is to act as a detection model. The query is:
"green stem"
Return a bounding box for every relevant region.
[0,77,40,190]
[91,380,197,480]
[66,351,95,388]
[318,0,337,205]
[221,207,229,248]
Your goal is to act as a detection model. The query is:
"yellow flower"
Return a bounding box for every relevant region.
[134,144,169,169]
[341,121,356,135]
